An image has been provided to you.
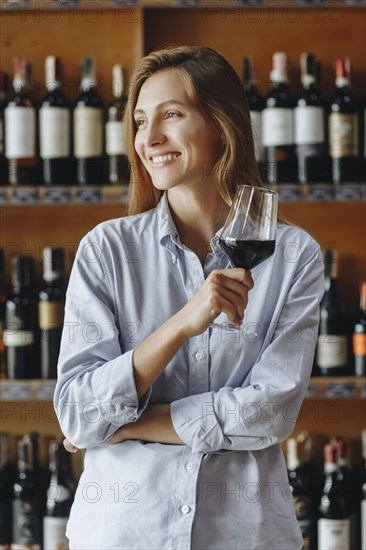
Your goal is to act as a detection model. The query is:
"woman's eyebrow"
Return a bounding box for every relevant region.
[134,100,187,116]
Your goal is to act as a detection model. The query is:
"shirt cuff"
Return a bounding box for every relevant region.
[170,392,227,454]
[92,348,152,426]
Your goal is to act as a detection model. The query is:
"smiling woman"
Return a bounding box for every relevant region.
[54,45,324,550]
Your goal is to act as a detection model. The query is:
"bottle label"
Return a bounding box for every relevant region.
[39,107,70,159]
[5,106,36,159]
[249,111,264,162]
[106,121,126,155]
[74,107,103,158]
[39,301,64,329]
[362,498,366,550]
[318,518,350,550]
[316,335,348,368]
[329,113,359,158]
[3,330,34,347]
[353,333,366,356]
[43,516,69,550]
[294,106,325,145]
[262,108,293,146]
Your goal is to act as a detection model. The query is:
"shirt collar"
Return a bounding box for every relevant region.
[156,191,228,264]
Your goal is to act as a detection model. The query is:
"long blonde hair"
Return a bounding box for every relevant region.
[125,45,263,216]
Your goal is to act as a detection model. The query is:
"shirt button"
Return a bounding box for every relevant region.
[194,352,204,361]
[181,505,191,514]
[185,462,195,471]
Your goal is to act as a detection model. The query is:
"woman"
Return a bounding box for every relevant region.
[55,46,324,549]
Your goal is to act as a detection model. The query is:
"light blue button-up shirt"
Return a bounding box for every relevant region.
[54,192,324,550]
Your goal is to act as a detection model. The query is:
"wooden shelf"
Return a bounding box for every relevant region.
[1,0,365,11]
[0,184,130,205]
[1,377,365,401]
[0,183,364,205]
[306,376,366,399]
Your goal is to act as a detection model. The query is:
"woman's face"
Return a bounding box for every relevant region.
[134,69,222,192]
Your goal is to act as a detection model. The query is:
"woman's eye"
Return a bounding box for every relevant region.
[135,119,146,127]
[166,111,180,119]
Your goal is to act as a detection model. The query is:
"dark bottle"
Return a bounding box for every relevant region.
[28,432,50,521]
[0,433,16,550]
[353,281,366,377]
[0,249,11,379]
[318,443,351,550]
[334,436,358,549]
[316,249,349,376]
[74,56,104,185]
[295,53,327,183]
[43,439,75,550]
[39,247,66,379]
[0,72,7,185]
[242,57,265,179]
[106,64,130,185]
[4,256,39,379]
[39,56,72,185]
[262,51,297,183]
[361,430,366,550]
[329,57,360,183]
[4,57,38,185]
[12,435,42,550]
[287,437,316,550]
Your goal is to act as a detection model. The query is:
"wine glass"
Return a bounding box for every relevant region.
[212,185,278,331]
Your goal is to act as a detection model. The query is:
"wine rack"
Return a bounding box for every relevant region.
[1,0,365,484]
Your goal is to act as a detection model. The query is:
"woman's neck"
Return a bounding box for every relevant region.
[167,185,229,264]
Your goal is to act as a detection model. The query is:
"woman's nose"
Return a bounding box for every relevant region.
[143,121,166,147]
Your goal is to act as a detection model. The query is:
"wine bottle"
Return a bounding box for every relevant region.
[28,432,50,521]
[0,72,7,186]
[12,435,42,550]
[74,56,104,185]
[262,51,297,183]
[242,57,265,179]
[106,64,130,185]
[334,436,359,549]
[295,53,327,183]
[39,56,72,185]
[353,281,366,377]
[4,57,38,185]
[43,439,75,550]
[316,249,349,376]
[287,437,316,550]
[0,249,11,379]
[4,256,39,379]
[39,247,66,379]
[329,57,360,183]
[318,443,351,550]
[361,430,366,550]
[0,433,16,550]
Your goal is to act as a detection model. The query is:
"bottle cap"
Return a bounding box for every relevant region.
[286,437,300,471]
[13,56,27,93]
[270,52,288,83]
[112,64,125,99]
[10,256,34,289]
[300,52,316,87]
[80,56,97,91]
[43,247,65,282]
[335,57,350,88]
[45,55,61,91]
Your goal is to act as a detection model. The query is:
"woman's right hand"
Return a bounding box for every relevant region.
[175,268,254,339]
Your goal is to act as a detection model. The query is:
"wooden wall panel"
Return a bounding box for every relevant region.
[144,7,366,101]
[1,8,144,104]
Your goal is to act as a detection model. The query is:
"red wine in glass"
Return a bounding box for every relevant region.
[219,238,276,270]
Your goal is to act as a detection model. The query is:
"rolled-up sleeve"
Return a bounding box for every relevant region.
[170,244,324,454]
[53,233,151,449]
